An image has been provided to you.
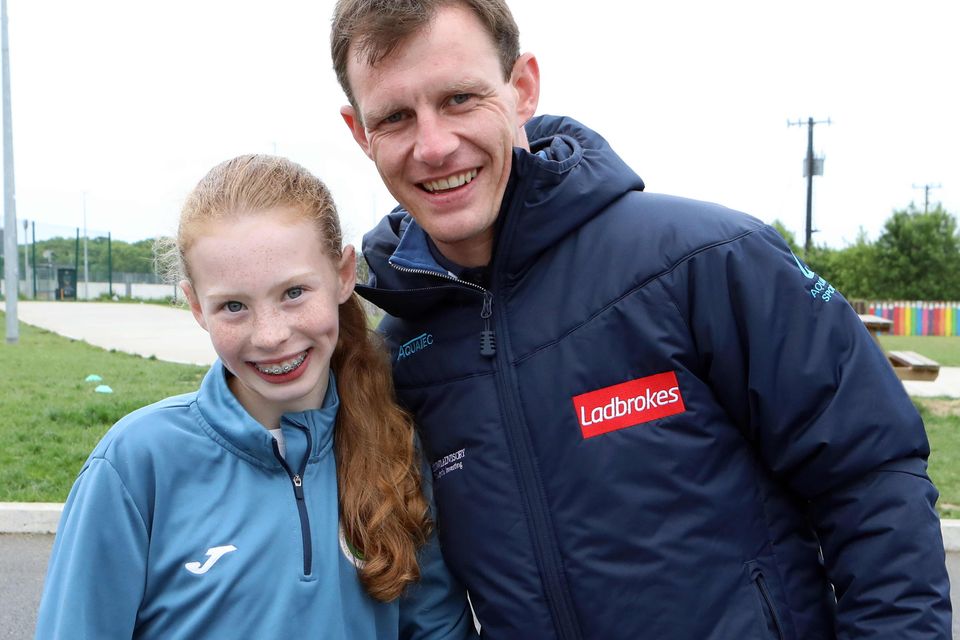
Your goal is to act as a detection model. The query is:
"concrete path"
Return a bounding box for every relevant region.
[16,300,216,366]
[904,366,960,398]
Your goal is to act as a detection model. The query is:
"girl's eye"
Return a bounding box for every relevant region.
[225,301,244,313]
[286,287,303,300]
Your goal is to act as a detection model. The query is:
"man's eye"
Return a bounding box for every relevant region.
[286,287,303,300]
[449,93,471,105]
[383,112,404,124]
[225,301,244,313]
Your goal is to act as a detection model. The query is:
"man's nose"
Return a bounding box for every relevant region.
[413,113,459,167]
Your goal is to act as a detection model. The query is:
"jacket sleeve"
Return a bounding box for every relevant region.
[668,224,951,638]
[35,458,148,640]
[398,453,478,640]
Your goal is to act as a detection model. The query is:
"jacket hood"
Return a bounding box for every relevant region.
[510,115,644,273]
[359,115,644,314]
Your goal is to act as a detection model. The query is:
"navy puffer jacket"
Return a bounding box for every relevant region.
[357,115,951,639]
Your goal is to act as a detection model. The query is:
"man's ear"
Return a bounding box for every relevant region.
[337,245,358,304]
[511,52,541,125]
[341,106,372,158]
[180,280,208,332]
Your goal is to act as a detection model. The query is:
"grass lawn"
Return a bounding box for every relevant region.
[0,313,207,502]
[921,398,960,519]
[878,335,960,366]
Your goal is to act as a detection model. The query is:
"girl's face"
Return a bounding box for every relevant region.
[182,208,355,428]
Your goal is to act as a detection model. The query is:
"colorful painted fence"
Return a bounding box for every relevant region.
[867,302,960,336]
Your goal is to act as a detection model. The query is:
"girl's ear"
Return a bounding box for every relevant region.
[337,245,358,304]
[180,280,208,332]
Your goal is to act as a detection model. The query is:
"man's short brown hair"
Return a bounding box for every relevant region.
[331,0,520,113]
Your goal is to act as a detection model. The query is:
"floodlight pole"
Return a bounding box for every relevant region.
[2,0,18,343]
[788,116,831,257]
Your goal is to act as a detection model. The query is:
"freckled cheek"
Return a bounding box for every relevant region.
[207,323,247,362]
[294,306,340,342]
[308,317,340,344]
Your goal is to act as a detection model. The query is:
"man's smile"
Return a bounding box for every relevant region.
[420,168,479,193]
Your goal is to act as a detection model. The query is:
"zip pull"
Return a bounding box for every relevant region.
[292,474,304,500]
[480,292,496,357]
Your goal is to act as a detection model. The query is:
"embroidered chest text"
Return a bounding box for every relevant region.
[397,333,434,361]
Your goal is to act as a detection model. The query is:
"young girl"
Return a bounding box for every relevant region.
[35,155,476,639]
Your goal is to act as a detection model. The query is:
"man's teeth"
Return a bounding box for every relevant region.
[422,169,477,193]
[255,352,306,375]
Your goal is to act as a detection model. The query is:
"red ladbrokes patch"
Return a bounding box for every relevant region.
[573,372,685,439]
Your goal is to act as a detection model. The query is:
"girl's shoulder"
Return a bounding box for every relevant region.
[86,391,202,468]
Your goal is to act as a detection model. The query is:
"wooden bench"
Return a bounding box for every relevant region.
[888,350,941,382]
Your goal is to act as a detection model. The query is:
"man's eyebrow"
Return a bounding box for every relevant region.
[363,104,403,126]
[362,79,492,126]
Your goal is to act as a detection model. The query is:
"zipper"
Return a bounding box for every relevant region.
[491,300,581,639]
[387,194,578,634]
[390,262,495,357]
[480,291,496,356]
[754,573,785,640]
[272,426,313,576]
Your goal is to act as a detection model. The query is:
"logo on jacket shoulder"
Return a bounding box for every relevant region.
[397,332,434,362]
[572,372,686,438]
[792,252,835,303]
[792,252,816,279]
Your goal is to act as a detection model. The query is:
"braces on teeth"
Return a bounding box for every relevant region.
[257,353,306,375]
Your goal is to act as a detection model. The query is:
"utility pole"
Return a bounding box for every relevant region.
[912,183,941,214]
[2,0,17,343]
[788,116,831,257]
[21,216,28,297]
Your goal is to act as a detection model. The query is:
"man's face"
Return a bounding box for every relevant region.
[341,4,539,267]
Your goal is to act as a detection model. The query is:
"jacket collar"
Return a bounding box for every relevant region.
[195,360,339,469]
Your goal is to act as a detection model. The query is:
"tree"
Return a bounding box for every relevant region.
[806,229,880,300]
[770,219,802,255]
[872,205,960,300]
[23,236,158,277]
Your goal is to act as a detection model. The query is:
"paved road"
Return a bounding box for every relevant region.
[4,533,959,639]
[0,535,50,640]
[17,301,216,366]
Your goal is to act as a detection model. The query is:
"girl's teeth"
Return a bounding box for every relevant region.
[256,352,306,375]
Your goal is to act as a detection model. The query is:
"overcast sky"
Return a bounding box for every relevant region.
[3,0,958,252]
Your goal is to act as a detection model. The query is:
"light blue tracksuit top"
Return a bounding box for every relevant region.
[35,361,476,639]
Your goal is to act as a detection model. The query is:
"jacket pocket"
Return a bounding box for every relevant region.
[745,559,786,640]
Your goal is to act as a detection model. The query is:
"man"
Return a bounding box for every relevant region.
[331,1,951,637]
